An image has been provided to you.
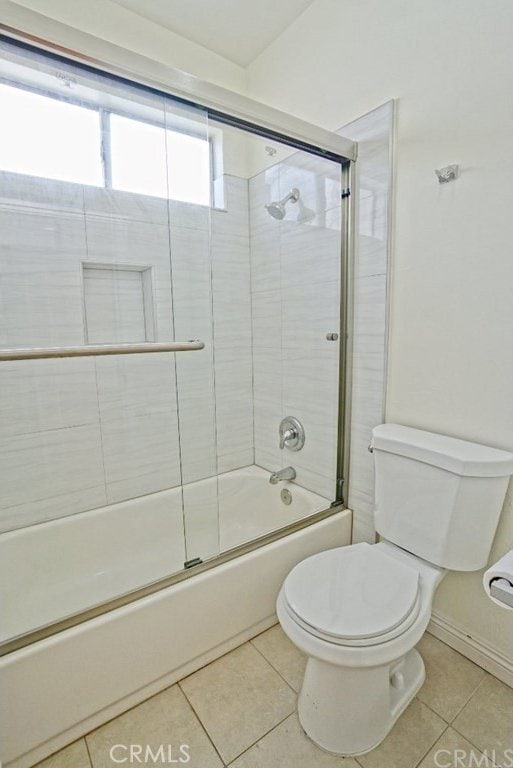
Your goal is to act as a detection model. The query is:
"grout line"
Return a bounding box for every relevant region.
[449,722,498,766]
[249,636,299,695]
[177,682,227,766]
[447,672,488,724]
[82,208,109,509]
[178,639,259,686]
[177,640,296,765]
[414,695,451,726]
[81,681,181,744]
[84,734,94,768]
[224,710,295,766]
[411,724,449,768]
[91,358,109,506]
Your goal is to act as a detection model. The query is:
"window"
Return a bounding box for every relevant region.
[110,114,211,205]
[165,129,211,206]
[0,83,103,186]
[0,83,212,205]
[110,114,167,199]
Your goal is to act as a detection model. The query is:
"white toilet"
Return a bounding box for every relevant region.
[277,424,513,756]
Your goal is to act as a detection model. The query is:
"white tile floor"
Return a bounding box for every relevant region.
[35,626,513,768]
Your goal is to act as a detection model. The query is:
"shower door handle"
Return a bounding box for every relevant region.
[0,340,204,361]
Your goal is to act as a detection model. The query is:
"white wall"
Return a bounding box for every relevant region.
[6,0,246,92]
[247,0,513,660]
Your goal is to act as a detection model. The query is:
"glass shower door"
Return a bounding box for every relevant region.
[183,120,344,556]
[0,35,347,652]
[165,103,220,567]
[0,39,214,644]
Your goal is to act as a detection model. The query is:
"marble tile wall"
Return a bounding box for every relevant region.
[248,154,342,500]
[0,171,254,533]
[340,101,393,543]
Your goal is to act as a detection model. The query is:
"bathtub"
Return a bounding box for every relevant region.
[1,465,331,644]
[0,464,351,768]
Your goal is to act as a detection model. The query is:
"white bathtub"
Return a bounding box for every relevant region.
[1,465,329,644]
[218,465,331,550]
[0,467,351,768]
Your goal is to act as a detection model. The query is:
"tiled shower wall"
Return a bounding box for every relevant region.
[0,171,253,532]
[0,148,347,534]
[248,153,342,500]
[343,101,393,543]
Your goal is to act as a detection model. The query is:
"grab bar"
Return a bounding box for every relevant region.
[0,340,204,361]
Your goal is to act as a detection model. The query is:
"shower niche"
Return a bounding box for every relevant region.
[82,263,156,344]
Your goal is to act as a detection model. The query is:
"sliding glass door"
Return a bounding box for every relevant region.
[0,37,345,650]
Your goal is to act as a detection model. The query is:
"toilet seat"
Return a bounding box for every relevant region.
[282,543,421,647]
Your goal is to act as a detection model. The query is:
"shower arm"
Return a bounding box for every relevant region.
[280,190,299,206]
[0,340,204,361]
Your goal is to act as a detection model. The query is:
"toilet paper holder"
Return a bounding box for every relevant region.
[489,577,513,609]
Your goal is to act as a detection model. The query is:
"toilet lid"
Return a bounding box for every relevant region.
[283,543,420,644]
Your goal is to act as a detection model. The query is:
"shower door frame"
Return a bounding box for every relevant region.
[0,15,356,656]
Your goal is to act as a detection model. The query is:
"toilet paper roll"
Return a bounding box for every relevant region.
[483,550,513,610]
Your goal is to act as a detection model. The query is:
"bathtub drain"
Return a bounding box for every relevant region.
[280,489,292,505]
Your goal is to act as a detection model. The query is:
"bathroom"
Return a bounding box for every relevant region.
[0,1,512,767]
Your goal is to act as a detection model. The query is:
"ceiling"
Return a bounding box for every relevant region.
[111,0,315,66]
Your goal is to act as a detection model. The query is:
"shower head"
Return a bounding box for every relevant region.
[265,188,300,219]
[265,201,286,220]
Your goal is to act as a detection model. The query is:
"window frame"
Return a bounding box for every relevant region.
[0,77,214,205]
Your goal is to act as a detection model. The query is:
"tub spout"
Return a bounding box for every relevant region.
[269,466,296,484]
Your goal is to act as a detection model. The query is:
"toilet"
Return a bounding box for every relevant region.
[277,424,513,756]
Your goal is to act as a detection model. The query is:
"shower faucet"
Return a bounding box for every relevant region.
[279,427,296,450]
[278,417,305,451]
[269,466,296,484]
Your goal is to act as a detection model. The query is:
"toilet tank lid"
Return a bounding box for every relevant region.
[371,424,513,477]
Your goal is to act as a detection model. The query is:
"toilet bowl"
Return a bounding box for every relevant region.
[277,541,445,755]
[277,424,513,755]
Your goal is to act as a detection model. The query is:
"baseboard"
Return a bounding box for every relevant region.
[428,612,513,689]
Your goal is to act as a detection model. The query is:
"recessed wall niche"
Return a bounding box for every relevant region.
[82,263,156,344]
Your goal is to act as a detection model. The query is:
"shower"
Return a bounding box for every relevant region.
[265,187,300,219]
[0,29,354,768]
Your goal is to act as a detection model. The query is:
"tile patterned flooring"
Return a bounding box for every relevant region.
[35,626,513,768]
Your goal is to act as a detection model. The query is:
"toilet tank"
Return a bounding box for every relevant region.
[371,424,513,571]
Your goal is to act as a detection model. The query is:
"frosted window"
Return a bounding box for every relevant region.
[0,83,103,186]
[166,130,211,206]
[110,114,210,205]
[0,84,211,205]
[110,114,167,199]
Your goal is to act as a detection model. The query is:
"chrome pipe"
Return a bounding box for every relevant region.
[0,340,204,361]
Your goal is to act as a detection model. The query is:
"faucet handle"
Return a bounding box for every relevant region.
[279,428,295,450]
[278,417,305,451]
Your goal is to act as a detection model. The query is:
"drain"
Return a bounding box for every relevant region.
[280,488,292,506]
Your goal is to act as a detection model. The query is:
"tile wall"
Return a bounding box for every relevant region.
[0,171,253,533]
[0,147,348,535]
[341,101,393,542]
[248,152,342,500]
